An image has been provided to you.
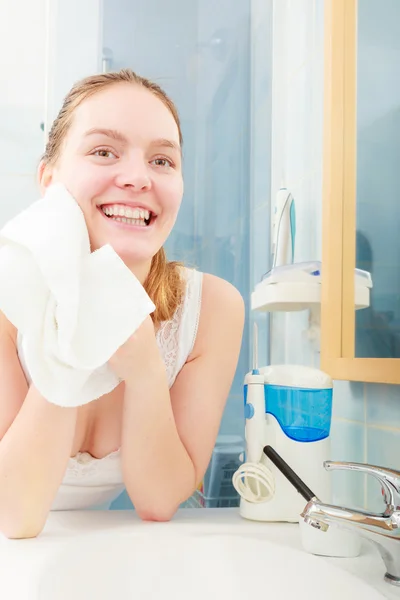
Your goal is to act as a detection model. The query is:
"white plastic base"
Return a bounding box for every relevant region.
[251,281,370,312]
[240,415,331,523]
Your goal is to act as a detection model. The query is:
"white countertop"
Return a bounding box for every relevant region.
[0,508,398,599]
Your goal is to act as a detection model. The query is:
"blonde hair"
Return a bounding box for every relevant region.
[43,69,185,324]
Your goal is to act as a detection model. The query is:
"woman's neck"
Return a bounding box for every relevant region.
[126,259,152,285]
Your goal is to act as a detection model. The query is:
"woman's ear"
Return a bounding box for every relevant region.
[37,160,53,195]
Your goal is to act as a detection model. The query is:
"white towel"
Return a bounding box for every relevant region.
[0,183,155,407]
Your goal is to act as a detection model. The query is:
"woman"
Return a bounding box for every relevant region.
[0,69,244,538]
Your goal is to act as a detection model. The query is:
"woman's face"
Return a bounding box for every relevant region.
[41,83,183,276]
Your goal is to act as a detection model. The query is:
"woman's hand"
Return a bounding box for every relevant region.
[108,315,161,383]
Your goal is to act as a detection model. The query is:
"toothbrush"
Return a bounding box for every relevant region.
[263,446,316,502]
[244,323,267,463]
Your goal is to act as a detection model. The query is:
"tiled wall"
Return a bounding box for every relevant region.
[269,0,400,513]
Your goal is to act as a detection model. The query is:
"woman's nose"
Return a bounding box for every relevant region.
[115,161,151,191]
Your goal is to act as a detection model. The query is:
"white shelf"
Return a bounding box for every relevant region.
[251,281,370,312]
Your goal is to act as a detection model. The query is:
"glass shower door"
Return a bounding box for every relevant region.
[45,0,272,509]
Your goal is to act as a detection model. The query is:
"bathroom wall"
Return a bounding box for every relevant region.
[249,0,273,370]
[0,0,47,220]
[269,0,400,512]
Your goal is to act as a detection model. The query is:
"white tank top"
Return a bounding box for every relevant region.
[16,267,203,511]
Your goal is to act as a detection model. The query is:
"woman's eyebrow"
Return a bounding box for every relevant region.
[83,128,128,144]
[151,138,182,155]
[83,129,181,155]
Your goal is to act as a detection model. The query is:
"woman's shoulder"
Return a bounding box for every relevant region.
[179,266,243,309]
[201,272,244,309]
[179,267,243,308]
[184,272,244,362]
[188,271,244,357]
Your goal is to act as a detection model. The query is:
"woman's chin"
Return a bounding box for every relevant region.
[90,235,157,275]
[113,245,154,273]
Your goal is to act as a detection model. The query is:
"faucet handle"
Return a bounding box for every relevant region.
[324,461,400,512]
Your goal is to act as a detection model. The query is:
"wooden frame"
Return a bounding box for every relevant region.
[320,0,400,383]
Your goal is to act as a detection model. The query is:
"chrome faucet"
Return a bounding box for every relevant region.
[301,461,400,587]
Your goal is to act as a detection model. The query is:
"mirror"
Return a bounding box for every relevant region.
[355,0,400,358]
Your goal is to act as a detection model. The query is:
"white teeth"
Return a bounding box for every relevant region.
[113,217,146,227]
[101,204,152,222]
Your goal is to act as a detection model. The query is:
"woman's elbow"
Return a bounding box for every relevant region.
[0,515,44,540]
[2,525,42,540]
[135,504,178,523]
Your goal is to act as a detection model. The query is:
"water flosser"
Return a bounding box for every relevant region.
[244,324,266,463]
[240,364,333,523]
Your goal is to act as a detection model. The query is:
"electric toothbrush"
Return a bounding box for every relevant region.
[271,187,296,268]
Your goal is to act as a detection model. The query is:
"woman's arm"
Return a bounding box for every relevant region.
[117,274,245,521]
[0,313,77,539]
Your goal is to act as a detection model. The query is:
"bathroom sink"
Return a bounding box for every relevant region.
[37,531,386,600]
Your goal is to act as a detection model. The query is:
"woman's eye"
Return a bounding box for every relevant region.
[93,149,117,159]
[151,157,173,168]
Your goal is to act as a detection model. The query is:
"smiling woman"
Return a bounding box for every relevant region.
[0,68,245,538]
[40,71,184,292]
